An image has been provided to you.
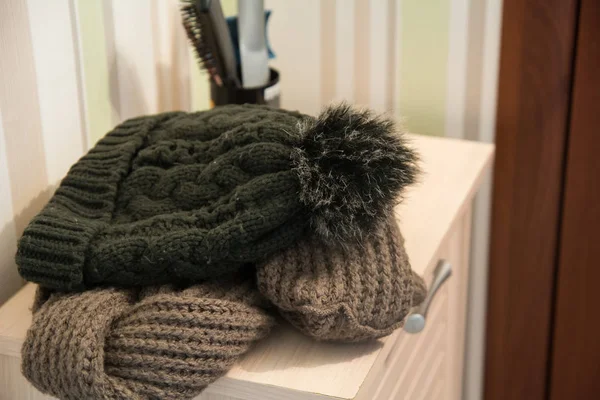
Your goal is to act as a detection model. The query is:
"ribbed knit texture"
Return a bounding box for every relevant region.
[16,104,420,291]
[16,105,308,290]
[257,217,426,342]
[21,274,275,400]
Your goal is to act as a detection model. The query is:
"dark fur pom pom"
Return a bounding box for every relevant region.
[291,103,420,241]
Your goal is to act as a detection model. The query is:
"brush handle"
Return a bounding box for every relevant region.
[204,0,241,87]
[239,0,269,88]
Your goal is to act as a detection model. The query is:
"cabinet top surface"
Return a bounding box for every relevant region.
[0,134,494,399]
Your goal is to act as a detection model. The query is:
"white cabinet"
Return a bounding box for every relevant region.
[0,135,493,400]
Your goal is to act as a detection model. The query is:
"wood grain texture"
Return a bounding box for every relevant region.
[359,207,471,400]
[199,394,244,400]
[0,355,54,400]
[446,208,472,400]
[485,0,579,399]
[0,135,493,400]
[549,1,600,398]
[0,283,36,358]
[362,290,447,400]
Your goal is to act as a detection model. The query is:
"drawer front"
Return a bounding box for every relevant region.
[356,207,473,400]
[369,286,448,400]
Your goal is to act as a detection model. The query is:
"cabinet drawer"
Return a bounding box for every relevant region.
[356,285,448,400]
[356,206,471,400]
[0,134,491,400]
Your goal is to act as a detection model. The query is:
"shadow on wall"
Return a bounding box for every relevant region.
[108,50,189,124]
[155,24,191,113]
[108,52,147,122]
[0,185,55,305]
[0,217,20,305]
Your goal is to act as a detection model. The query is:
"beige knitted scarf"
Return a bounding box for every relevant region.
[22,275,275,400]
[22,218,426,397]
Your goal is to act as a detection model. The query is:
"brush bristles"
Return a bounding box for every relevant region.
[180,2,222,85]
[291,103,420,242]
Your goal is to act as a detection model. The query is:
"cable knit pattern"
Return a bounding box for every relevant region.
[22,274,275,400]
[16,104,419,291]
[257,216,426,342]
[16,105,307,290]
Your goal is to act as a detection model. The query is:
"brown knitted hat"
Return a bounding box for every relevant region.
[257,216,426,342]
[22,274,275,400]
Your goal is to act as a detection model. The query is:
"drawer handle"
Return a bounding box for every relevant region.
[404,260,452,334]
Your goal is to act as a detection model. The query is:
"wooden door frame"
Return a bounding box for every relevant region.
[484,0,580,399]
[549,0,600,397]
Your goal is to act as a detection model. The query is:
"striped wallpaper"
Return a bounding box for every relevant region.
[0,2,502,399]
[0,0,502,307]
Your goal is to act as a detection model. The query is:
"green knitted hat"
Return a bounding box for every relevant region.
[257,215,426,342]
[16,104,418,290]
